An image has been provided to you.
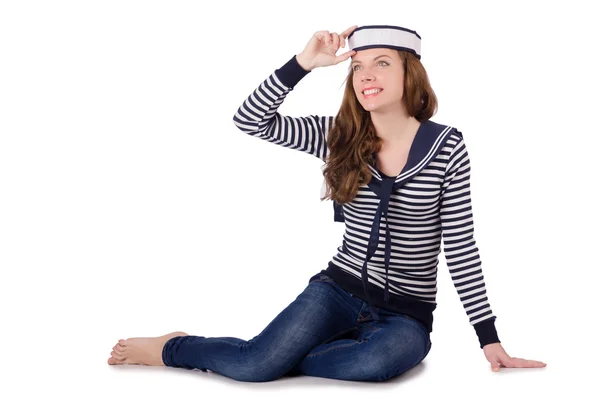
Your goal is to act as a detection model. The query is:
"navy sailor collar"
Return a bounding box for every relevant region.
[332,119,457,321]
[369,119,455,183]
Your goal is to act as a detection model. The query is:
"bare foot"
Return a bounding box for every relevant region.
[107,331,188,366]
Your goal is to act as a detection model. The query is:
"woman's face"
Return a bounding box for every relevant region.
[351,48,405,113]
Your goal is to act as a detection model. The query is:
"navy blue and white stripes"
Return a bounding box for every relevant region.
[233,75,331,162]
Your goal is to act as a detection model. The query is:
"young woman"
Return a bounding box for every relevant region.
[107,24,546,381]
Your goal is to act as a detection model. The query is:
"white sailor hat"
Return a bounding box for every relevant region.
[347,24,422,60]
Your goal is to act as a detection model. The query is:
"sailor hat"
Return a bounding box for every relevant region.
[347,24,422,59]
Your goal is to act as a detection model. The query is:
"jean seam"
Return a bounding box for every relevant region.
[306,341,358,357]
[306,326,382,358]
[320,326,356,345]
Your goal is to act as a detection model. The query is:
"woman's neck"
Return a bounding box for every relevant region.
[370,111,420,144]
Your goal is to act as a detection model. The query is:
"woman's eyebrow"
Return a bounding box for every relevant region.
[351,55,391,65]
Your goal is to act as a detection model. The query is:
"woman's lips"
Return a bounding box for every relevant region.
[363,89,383,98]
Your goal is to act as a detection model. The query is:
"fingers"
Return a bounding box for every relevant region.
[485,344,547,372]
[334,50,356,65]
[511,358,547,368]
[314,31,328,46]
[317,26,357,50]
[331,33,340,50]
[497,356,547,369]
[341,25,358,39]
[321,31,340,51]
[319,30,330,46]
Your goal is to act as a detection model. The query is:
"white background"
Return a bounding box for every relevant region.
[1,0,599,395]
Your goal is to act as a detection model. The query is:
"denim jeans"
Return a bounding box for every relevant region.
[162,273,432,382]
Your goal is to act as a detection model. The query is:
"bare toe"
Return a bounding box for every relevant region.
[108,356,125,365]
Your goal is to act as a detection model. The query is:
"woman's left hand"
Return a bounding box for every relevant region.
[483,342,547,372]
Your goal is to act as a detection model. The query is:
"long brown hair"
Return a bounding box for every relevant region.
[320,50,438,205]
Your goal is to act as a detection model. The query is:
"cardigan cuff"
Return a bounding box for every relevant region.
[474,317,501,349]
[274,54,311,89]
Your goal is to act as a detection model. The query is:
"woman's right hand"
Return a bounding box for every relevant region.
[296,25,358,71]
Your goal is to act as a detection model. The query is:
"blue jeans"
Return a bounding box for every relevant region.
[162,273,432,382]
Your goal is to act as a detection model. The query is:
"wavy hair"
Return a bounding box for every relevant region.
[320,50,438,205]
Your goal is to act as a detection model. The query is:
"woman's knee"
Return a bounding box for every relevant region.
[368,343,428,380]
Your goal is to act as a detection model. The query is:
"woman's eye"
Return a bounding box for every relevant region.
[353,61,388,71]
